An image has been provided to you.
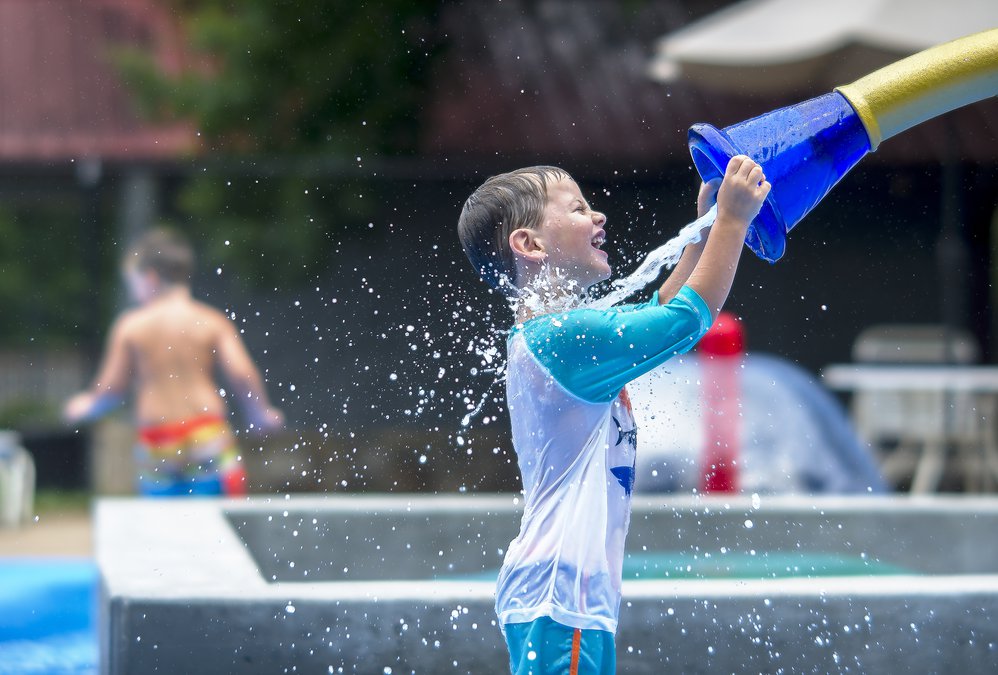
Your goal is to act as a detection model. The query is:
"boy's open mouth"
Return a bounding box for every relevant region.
[591,233,605,249]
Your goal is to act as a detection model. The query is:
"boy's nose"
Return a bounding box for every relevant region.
[592,211,606,226]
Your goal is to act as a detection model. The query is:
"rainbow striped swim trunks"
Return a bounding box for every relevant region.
[135,415,245,496]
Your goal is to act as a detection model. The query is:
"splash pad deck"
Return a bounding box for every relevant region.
[97,494,998,673]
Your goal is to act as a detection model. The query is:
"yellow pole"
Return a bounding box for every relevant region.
[836,28,998,150]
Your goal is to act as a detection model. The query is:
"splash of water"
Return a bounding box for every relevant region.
[460,368,503,428]
[455,204,718,428]
[588,204,717,310]
[458,270,585,427]
[505,267,585,318]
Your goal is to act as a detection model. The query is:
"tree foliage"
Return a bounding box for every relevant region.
[115,1,448,288]
[0,195,107,347]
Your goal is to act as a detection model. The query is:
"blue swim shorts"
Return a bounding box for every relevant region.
[504,616,615,675]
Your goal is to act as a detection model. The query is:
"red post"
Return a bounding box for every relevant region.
[698,311,744,493]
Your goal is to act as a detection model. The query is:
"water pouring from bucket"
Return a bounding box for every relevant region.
[687,28,998,263]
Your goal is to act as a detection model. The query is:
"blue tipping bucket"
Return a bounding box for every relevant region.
[688,92,872,262]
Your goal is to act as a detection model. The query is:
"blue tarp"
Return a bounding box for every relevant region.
[630,352,887,494]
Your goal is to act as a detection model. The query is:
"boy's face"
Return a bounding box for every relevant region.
[124,263,157,304]
[534,177,609,288]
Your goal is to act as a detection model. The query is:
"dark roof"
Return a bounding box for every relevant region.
[421,0,998,167]
[0,0,191,161]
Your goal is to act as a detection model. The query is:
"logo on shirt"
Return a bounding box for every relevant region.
[611,412,637,495]
[611,388,637,495]
[612,415,637,449]
[611,465,635,495]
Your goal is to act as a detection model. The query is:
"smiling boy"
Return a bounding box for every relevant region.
[458,157,769,674]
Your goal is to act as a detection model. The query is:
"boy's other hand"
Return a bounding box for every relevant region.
[63,393,92,424]
[697,178,722,218]
[247,405,285,434]
[63,391,123,425]
[716,155,771,228]
[261,406,285,431]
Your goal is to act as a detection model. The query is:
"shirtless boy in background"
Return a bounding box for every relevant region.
[64,228,283,496]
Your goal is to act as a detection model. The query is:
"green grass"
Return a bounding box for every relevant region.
[32,490,93,515]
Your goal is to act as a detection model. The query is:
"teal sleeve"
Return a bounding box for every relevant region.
[518,285,713,403]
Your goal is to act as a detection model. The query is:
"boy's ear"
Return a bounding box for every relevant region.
[509,228,546,263]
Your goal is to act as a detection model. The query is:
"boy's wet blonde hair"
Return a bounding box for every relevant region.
[127,227,194,285]
[457,166,570,292]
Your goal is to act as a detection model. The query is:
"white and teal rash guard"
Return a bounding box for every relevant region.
[496,285,712,634]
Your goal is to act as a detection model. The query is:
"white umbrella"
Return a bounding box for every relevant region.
[650,0,998,94]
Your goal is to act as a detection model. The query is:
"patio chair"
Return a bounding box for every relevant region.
[849,324,993,491]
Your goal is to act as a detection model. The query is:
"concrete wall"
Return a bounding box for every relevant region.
[97,495,998,673]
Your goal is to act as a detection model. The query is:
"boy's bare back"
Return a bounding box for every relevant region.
[68,284,278,429]
[116,292,237,425]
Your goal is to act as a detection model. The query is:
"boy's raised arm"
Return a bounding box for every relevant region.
[658,178,721,304]
[684,156,770,322]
